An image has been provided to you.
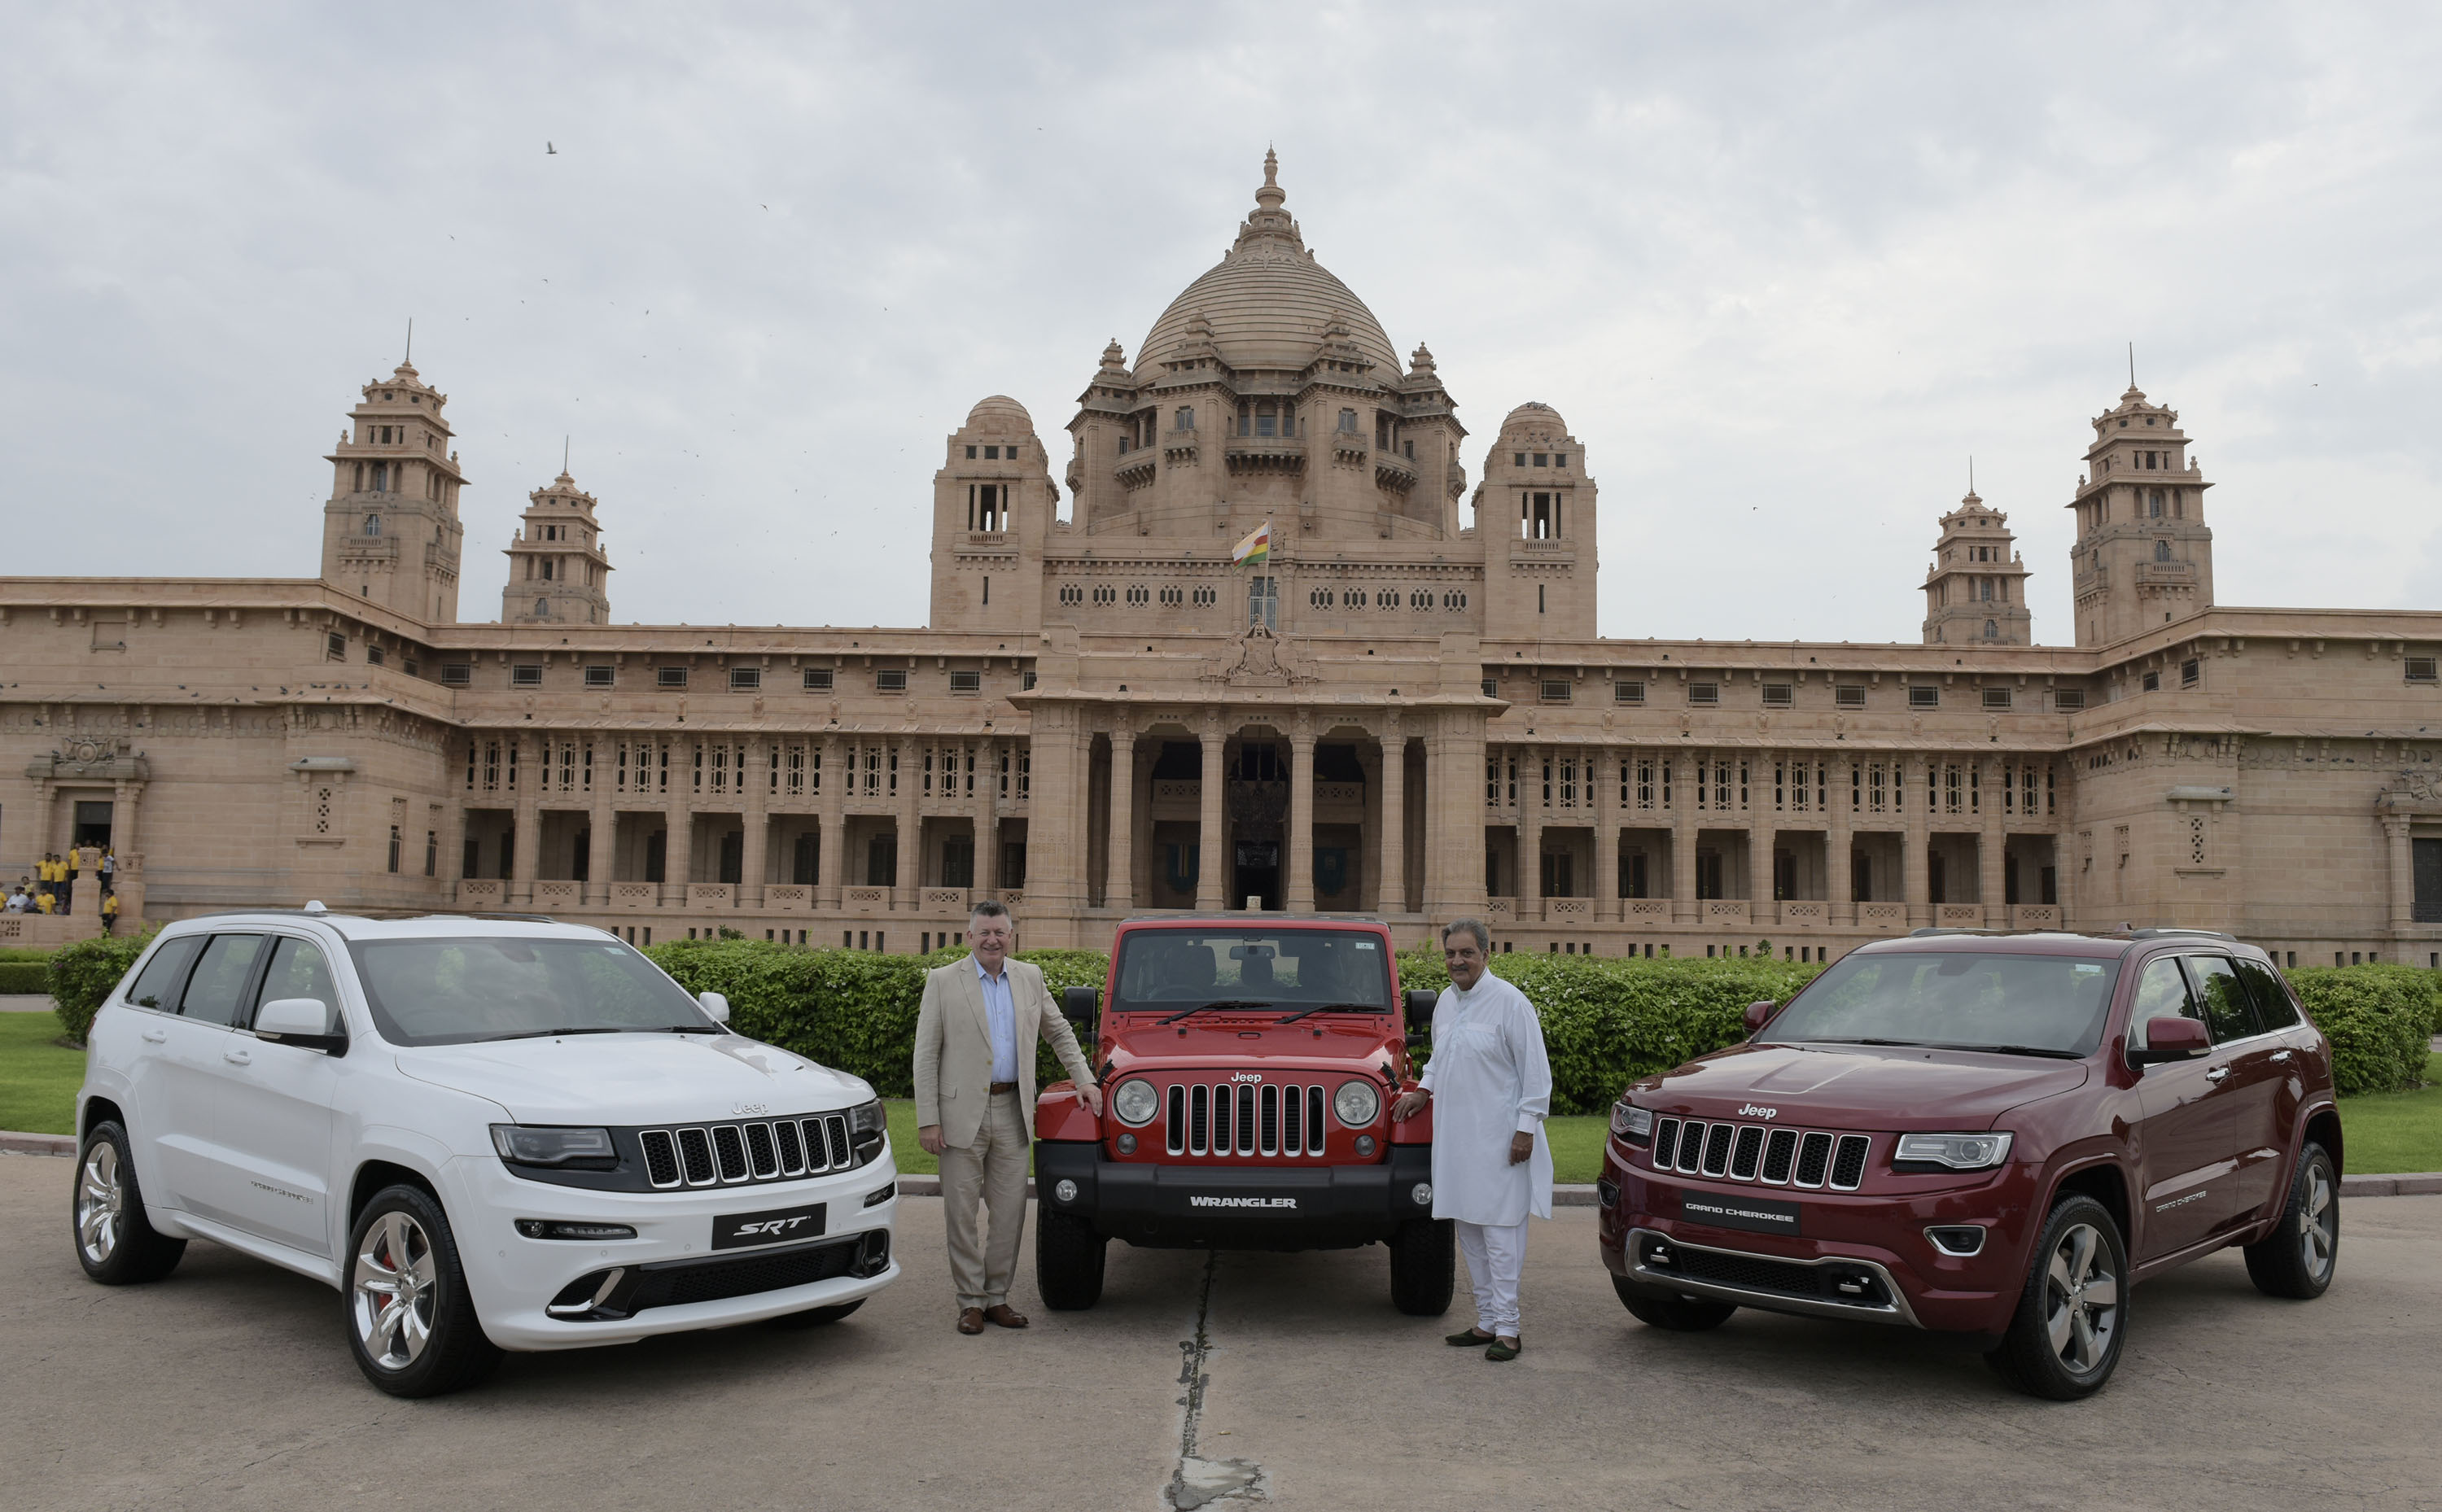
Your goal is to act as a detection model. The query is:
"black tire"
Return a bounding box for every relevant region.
[1611,1274,1737,1331]
[1035,1207,1106,1310]
[2243,1143,2339,1300]
[1985,1194,2127,1401]
[72,1120,186,1285]
[1388,1217,1455,1316]
[343,1184,503,1399]
[768,1298,866,1329]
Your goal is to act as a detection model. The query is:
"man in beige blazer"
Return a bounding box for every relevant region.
[914,899,1103,1335]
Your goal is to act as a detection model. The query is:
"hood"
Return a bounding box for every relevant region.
[1635,1042,2090,1132]
[1105,1013,1402,1083]
[396,1032,874,1125]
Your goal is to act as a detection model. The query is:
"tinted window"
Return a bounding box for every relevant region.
[2186,955,2260,1043]
[348,937,710,1046]
[1761,951,2122,1056]
[125,936,205,1011]
[177,935,266,1027]
[1112,929,1392,1012]
[253,937,340,1033]
[2235,957,2303,1030]
[2127,956,2201,1050]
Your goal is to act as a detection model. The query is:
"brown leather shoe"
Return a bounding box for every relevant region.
[956,1307,985,1335]
[982,1304,1030,1329]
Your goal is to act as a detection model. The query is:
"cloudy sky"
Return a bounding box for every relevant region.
[5,3,2438,645]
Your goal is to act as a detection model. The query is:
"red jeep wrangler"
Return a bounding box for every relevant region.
[1597,928,2341,1399]
[1032,916,1453,1315]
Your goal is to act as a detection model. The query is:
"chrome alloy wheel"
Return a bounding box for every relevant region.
[2298,1163,2337,1283]
[352,1211,439,1371]
[76,1140,125,1266]
[2042,1221,2120,1376]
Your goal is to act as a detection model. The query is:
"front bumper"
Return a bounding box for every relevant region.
[1596,1143,2034,1335]
[1037,1141,1436,1252]
[443,1149,902,1351]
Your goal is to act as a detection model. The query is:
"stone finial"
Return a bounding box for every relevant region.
[1409,342,1437,374]
[1257,147,1284,211]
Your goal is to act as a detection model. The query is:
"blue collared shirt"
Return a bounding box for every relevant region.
[976,955,1018,1084]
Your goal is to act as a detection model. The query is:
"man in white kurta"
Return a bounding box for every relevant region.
[1391,919,1552,1359]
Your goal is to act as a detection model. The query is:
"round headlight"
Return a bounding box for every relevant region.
[1112,1077,1160,1126]
[1333,1079,1381,1128]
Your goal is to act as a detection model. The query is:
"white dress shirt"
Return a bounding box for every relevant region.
[976,955,1019,1084]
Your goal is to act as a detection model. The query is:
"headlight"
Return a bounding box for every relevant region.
[1893,1131,2015,1169]
[848,1099,888,1138]
[1333,1079,1381,1127]
[1611,1102,1654,1143]
[490,1125,617,1168]
[1112,1077,1160,1126]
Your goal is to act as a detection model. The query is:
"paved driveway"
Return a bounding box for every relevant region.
[2,1152,2438,1511]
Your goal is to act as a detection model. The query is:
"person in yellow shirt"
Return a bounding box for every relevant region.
[102,890,120,933]
[36,889,55,914]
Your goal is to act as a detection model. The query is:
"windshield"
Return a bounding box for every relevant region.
[348,936,714,1046]
[1113,929,1392,1013]
[1761,950,2123,1057]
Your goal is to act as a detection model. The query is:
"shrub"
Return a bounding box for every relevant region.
[0,962,50,994]
[2287,964,2439,1095]
[48,929,158,1045]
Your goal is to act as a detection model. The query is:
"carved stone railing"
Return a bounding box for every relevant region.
[609,882,658,910]
[1223,438,1305,475]
[1705,900,1749,924]
[1859,902,1906,929]
[924,888,971,911]
[1547,898,1590,919]
[846,886,887,913]
[689,883,735,910]
[1000,889,1024,911]
[534,881,581,911]
[1936,904,1983,927]
[1313,782,1364,806]
[1623,899,1671,921]
[1152,780,1202,804]
[767,885,811,911]
[2011,905,2060,929]
[1780,901,1825,925]
[1485,897,1514,919]
[458,880,504,907]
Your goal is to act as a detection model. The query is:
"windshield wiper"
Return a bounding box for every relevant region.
[1156,999,1276,1026]
[1788,1037,1922,1047]
[1944,1043,2083,1060]
[1276,1002,1384,1025]
[646,1023,724,1033]
[475,1025,628,1042]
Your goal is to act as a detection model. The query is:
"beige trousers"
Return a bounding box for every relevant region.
[939,1090,1030,1309]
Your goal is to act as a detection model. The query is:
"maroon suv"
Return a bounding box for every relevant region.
[1595,928,2341,1399]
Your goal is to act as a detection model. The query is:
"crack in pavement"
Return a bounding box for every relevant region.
[1166,1251,1265,1510]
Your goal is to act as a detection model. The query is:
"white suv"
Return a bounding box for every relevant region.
[72,907,900,1396]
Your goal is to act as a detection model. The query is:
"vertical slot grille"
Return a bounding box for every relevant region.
[1760,1128,1798,1184]
[1212,1084,1231,1154]
[1260,1085,1280,1155]
[1700,1123,1735,1178]
[1730,1125,1766,1181]
[773,1120,806,1176]
[1676,1121,1707,1174]
[1191,1085,1210,1154]
[1236,1086,1256,1154]
[677,1127,717,1186]
[744,1123,779,1178]
[1830,1134,1871,1191]
[1652,1117,1681,1170]
[641,1130,681,1188]
[1281,1085,1302,1156]
[823,1115,851,1170]
[1306,1086,1325,1155]
[1792,1131,1835,1187]
[1167,1085,1187,1156]
[713,1125,751,1182]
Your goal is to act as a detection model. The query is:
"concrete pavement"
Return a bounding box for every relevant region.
[2,1152,2438,1511]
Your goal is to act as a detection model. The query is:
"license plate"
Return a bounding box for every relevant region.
[712,1201,826,1250]
[1676,1191,1803,1238]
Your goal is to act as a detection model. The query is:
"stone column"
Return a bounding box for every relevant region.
[442,736,470,894]
[1671,752,1699,924]
[587,745,616,905]
[1106,725,1137,915]
[895,735,921,909]
[1518,745,1543,924]
[1981,755,2008,928]
[740,736,769,911]
[1286,722,1316,913]
[1827,754,1854,926]
[110,779,147,922]
[664,734,691,902]
[1377,722,1406,917]
[1902,754,1931,927]
[1425,709,1489,924]
[1027,706,1087,939]
[821,734,847,911]
[1593,745,1619,925]
[510,732,542,907]
[975,736,999,898]
[1748,810,1775,930]
[1197,719,1228,911]
[2384,811,2415,933]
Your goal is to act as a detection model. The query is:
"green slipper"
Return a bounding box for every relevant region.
[1446,1328,1495,1347]
[1484,1336,1521,1361]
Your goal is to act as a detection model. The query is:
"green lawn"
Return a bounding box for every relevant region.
[2337,1053,2442,1177]
[0,1012,83,1136]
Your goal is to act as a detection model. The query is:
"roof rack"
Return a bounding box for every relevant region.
[2121,927,2237,941]
[1905,927,2005,937]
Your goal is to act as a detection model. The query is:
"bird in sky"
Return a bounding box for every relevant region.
[547,142,558,155]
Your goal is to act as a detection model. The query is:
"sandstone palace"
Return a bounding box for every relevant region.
[6,157,2440,964]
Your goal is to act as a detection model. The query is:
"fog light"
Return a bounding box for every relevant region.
[1354,1134,1377,1156]
[1926,1225,1986,1256]
[1054,1178,1079,1204]
[1596,1178,1620,1208]
[1411,1182,1433,1206]
[863,1182,895,1208]
[515,1219,637,1241]
[1116,1133,1138,1155]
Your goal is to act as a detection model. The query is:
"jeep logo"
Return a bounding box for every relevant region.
[1738,1104,1779,1121]
[1230,1071,1263,1084]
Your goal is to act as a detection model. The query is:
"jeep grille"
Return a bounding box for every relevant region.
[640,1112,859,1190]
[1652,1117,1871,1193]
[1163,1082,1329,1159]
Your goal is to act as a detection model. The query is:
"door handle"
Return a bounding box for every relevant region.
[222,1048,252,1067]
[2204,1066,2228,1083]
[2270,1050,2292,1064]
[140,1028,168,1043]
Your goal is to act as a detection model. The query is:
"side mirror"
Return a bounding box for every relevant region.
[698,990,731,1025]
[1743,999,1778,1034]
[1403,989,1438,1047]
[1062,985,1100,1029]
[2129,1014,2209,1067]
[254,996,346,1052]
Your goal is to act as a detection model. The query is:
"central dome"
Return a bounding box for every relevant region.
[1138,153,1399,377]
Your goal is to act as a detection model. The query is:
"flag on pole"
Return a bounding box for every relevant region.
[1231,520,1271,567]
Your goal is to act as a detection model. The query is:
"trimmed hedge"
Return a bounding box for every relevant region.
[0,962,50,994]
[2287,964,2440,1095]
[48,929,157,1045]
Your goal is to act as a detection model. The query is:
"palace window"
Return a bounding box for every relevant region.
[1985,618,1999,639]
[326,632,347,660]
[1908,685,1939,709]
[511,664,542,688]
[1337,408,1358,433]
[1762,683,1792,708]
[969,483,1006,532]
[1092,584,1117,606]
[366,645,384,666]
[1177,407,1195,430]
[1835,684,1866,708]
[877,668,908,691]
[1191,585,1215,607]
[1247,575,1278,631]
[2155,539,2173,562]
[534,597,550,618]
[1126,584,1149,606]
[1983,687,2011,710]
[1310,588,1332,609]
[1443,590,1468,609]
[1522,492,1559,539]
[2054,688,2085,710]
[950,669,981,693]
[362,513,380,536]
[440,662,471,686]
[658,666,688,688]
[1540,680,1571,703]
[1377,588,1398,608]
[1688,682,1719,706]
[1162,585,1185,607]
[1614,680,1644,705]
[2406,657,2438,684]
[803,667,834,690]
[1411,590,1432,610]
[729,666,760,691]
[584,665,614,688]
[1255,402,1279,438]
[2142,671,2162,693]
[1059,584,1083,605]
[2182,658,2201,688]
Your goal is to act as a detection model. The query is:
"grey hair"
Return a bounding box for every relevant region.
[969,898,1011,924]
[1439,918,1492,955]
